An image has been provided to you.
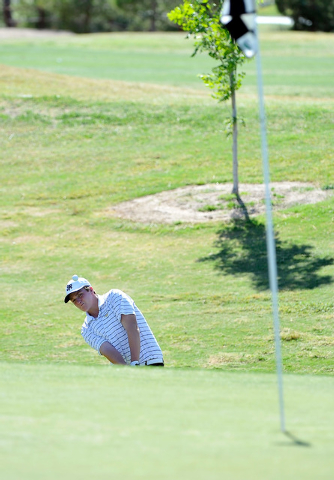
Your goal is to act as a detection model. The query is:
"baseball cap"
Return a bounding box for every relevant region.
[64,274,91,303]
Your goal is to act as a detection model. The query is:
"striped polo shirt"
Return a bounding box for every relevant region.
[81,289,163,365]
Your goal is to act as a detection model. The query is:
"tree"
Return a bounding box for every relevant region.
[10,0,177,32]
[13,0,55,30]
[3,0,16,27]
[275,0,334,32]
[53,0,128,33]
[168,0,246,195]
[116,0,179,31]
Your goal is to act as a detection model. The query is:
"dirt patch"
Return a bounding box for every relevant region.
[107,182,331,224]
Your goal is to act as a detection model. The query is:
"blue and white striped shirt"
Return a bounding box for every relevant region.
[81,289,163,365]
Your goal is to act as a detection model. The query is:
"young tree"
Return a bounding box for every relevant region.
[168,0,246,195]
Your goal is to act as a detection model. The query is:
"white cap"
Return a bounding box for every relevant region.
[64,274,91,303]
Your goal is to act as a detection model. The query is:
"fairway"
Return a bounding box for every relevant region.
[0,30,334,95]
[1,363,334,480]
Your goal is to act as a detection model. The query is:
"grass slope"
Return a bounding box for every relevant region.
[0,29,334,95]
[1,363,334,480]
[0,31,333,373]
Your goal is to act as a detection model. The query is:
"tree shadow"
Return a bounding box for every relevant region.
[198,218,334,291]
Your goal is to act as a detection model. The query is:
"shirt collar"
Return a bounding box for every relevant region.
[86,294,106,323]
[98,293,107,308]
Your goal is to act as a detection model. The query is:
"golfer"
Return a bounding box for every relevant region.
[64,275,164,366]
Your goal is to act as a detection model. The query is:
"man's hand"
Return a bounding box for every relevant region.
[121,314,141,363]
[100,341,127,365]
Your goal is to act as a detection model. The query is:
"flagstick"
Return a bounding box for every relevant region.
[254,23,286,433]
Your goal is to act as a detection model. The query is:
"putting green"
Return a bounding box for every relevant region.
[0,363,333,479]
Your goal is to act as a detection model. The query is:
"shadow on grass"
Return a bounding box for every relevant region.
[275,431,312,448]
[198,218,334,291]
[284,431,312,447]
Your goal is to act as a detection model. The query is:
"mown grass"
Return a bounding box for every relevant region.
[1,363,334,480]
[0,30,333,373]
[0,29,334,95]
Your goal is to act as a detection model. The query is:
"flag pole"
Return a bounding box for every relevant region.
[220,0,286,433]
[254,20,286,433]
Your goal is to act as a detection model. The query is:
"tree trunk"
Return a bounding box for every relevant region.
[230,72,238,196]
[149,0,157,32]
[83,8,92,33]
[3,0,16,27]
[36,7,47,29]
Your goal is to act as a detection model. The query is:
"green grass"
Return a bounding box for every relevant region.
[0,31,334,374]
[0,33,215,87]
[0,30,334,95]
[1,363,334,480]
[1,28,334,480]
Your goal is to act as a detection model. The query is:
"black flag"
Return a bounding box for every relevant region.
[220,0,257,58]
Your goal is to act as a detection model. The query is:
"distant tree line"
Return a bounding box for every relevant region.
[276,0,334,32]
[2,0,334,33]
[2,0,181,32]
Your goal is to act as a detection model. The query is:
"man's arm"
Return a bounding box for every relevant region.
[100,341,127,365]
[121,314,140,363]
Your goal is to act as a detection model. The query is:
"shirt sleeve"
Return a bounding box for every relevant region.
[81,322,106,356]
[120,291,136,316]
[108,289,136,320]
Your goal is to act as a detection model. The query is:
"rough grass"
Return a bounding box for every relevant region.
[0,31,333,373]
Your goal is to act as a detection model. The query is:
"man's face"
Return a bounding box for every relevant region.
[69,287,94,313]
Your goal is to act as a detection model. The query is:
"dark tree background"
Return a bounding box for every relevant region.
[276,0,334,32]
[3,0,16,26]
[1,0,180,32]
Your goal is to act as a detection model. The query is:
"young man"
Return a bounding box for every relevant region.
[64,275,164,366]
